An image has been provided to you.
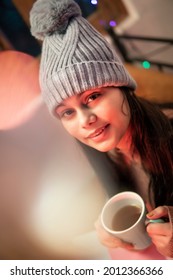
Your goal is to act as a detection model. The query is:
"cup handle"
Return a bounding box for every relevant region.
[145,218,169,227]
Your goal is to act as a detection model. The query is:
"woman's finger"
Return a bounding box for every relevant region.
[147,206,169,220]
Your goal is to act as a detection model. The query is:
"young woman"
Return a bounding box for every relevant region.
[30,0,173,258]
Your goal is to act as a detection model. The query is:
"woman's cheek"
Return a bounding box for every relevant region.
[63,121,80,138]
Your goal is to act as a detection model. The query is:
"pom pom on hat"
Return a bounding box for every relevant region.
[30,0,137,115]
[30,0,81,40]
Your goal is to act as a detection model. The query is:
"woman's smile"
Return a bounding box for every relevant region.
[86,124,110,141]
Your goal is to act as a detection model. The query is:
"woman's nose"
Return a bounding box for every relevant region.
[79,110,97,128]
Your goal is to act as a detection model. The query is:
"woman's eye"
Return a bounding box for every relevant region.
[87,93,101,103]
[60,109,74,118]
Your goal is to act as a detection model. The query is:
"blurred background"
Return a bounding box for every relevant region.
[1,0,173,71]
[0,0,173,260]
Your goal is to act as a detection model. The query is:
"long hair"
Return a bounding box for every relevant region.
[78,87,173,207]
[122,87,173,207]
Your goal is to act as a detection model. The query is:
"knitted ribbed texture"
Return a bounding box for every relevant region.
[30,0,136,115]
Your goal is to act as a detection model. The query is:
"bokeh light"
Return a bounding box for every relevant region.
[109,20,117,27]
[91,0,98,5]
[142,60,151,69]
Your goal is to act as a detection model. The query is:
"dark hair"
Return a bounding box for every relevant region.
[78,87,173,207]
[122,87,173,207]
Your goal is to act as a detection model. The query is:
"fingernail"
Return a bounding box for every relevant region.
[147,211,154,217]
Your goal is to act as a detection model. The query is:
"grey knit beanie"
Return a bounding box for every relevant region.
[30,0,136,115]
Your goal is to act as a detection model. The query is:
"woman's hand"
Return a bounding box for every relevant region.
[94,217,134,250]
[146,206,172,252]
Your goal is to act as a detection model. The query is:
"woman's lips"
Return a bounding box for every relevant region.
[87,124,110,141]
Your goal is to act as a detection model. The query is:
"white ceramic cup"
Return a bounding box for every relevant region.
[101,191,152,250]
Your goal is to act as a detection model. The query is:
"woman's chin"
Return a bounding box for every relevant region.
[91,142,117,153]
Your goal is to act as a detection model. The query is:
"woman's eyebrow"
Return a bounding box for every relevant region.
[79,89,102,97]
[55,104,66,115]
[56,102,66,110]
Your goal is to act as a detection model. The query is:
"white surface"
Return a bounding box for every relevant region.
[0,98,107,259]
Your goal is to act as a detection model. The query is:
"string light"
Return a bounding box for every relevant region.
[91,0,98,5]
[109,20,117,27]
[99,20,106,26]
[142,60,151,69]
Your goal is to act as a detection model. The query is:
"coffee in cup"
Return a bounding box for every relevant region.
[101,191,151,250]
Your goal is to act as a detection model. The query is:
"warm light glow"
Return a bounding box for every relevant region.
[0,50,41,130]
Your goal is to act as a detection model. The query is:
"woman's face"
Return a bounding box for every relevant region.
[55,87,131,152]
